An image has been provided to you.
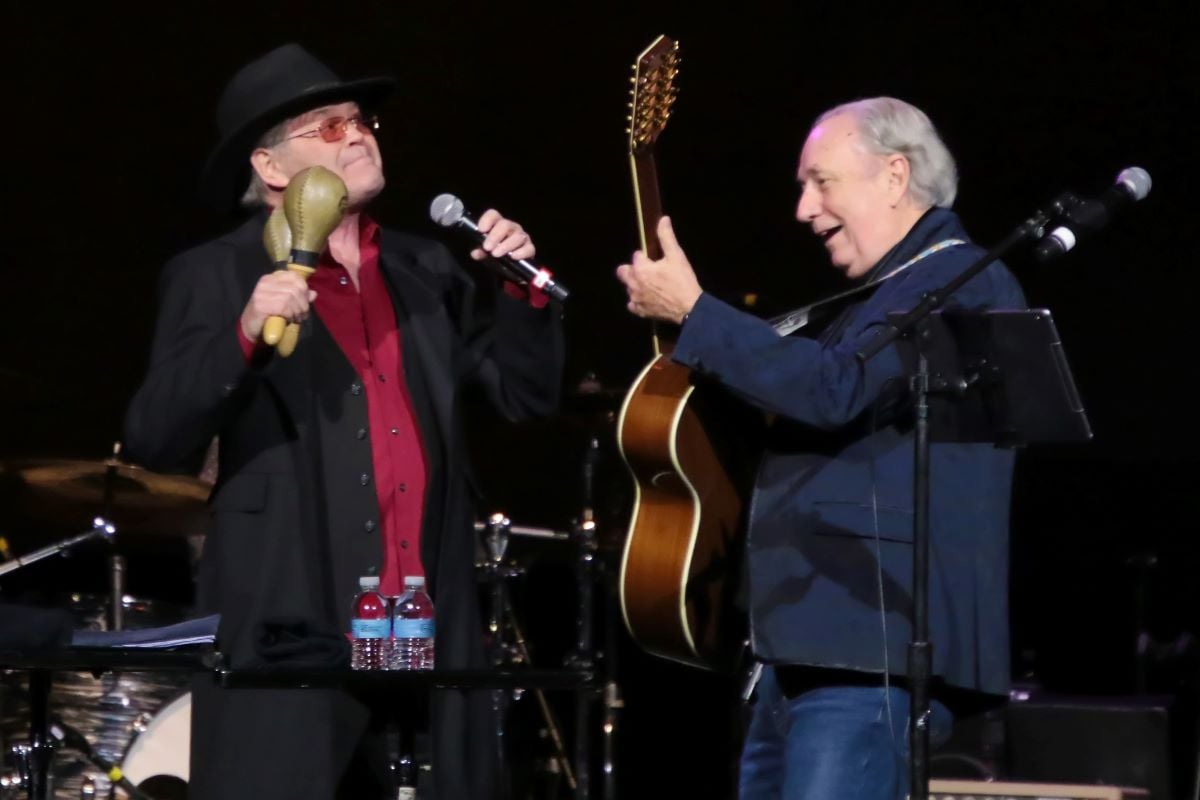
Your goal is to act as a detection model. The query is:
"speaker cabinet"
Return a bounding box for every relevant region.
[1005,694,1174,799]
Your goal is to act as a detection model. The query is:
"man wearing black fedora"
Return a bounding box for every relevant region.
[124,42,564,799]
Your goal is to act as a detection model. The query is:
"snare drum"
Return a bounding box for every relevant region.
[120,690,190,794]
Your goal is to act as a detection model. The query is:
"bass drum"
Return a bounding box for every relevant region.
[0,595,189,799]
[119,690,190,799]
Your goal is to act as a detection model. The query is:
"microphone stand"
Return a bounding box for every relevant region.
[855,201,1062,800]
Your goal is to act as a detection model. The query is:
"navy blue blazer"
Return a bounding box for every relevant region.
[672,208,1026,697]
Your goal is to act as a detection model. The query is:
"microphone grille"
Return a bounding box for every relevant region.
[1117,167,1152,201]
[430,193,465,227]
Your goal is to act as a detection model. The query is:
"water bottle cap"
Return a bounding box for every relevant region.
[359,575,380,588]
[403,575,425,588]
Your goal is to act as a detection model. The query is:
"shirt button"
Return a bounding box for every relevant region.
[400,540,409,550]
[360,473,371,486]
[364,520,376,533]
[350,382,363,396]
[378,374,387,383]
[398,483,407,493]
[355,428,367,440]
[390,428,399,436]
[339,276,349,286]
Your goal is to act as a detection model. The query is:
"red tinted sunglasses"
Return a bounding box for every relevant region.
[286,114,380,143]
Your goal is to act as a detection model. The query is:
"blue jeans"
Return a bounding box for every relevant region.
[739,666,953,800]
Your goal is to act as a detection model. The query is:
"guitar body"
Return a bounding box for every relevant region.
[617,354,751,671]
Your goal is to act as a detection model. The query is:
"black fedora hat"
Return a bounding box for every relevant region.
[200,43,394,213]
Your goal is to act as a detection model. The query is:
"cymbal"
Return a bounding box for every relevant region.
[1,458,211,538]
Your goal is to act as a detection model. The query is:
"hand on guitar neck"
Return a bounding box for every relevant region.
[616,215,703,325]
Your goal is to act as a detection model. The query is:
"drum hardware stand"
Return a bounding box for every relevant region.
[560,434,624,800]
[0,520,118,800]
[561,522,596,800]
[383,725,417,800]
[1126,551,1158,694]
[103,443,125,632]
[480,514,578,798]
[0,519,116,580]
[599,558,623,800]
[581,434,624,800]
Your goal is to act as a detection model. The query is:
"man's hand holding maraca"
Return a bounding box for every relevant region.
[242,165,347,356]
[239,270,316,343]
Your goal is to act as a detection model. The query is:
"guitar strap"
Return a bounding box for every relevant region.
[769,238,967,338]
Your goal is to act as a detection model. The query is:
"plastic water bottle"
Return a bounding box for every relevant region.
[351,575,390,670]
[390,575,435,670]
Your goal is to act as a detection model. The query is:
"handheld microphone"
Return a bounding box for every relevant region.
[429,194,570,302]
[1034,167,1152,262]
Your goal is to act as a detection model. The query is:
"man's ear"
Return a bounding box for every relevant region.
[249,147,289,192]
[886,153,911,206]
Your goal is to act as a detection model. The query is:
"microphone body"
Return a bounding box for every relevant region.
[430,194,569,302]
[1034,167,1151,262]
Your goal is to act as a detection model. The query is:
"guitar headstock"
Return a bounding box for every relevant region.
[627,35,680,156]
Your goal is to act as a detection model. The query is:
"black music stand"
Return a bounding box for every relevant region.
[884,307,1092,799]
[893,309,1092,447]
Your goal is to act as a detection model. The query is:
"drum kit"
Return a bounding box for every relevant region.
[0,373,633,800]
[0,448,211,799]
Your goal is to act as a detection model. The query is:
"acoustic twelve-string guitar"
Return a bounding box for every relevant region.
[616,36,754,672]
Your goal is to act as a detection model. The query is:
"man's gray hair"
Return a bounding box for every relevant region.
[817,97,958,209]
[239,118,291,209]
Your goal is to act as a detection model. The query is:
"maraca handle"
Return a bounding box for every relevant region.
[278,321,302,357]
[262,262,316,356]
[262,314,287,346]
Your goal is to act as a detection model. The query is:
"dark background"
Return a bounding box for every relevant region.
[2,2,1197,796]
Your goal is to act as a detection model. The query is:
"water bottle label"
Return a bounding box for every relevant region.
[393,619,434,639]
[351,618,390,639]
[398,788,416,800]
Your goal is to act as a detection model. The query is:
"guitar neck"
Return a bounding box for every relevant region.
[630,150,675,354]
[631,151,664,260]
[626,34,680,356]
